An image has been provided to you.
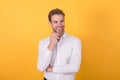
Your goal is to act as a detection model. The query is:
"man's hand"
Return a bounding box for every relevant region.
[46,65,53,72]
[48,32,60,50]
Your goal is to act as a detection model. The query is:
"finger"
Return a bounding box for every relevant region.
[56,36,60,41]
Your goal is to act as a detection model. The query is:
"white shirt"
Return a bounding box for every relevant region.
[37,33,82,80]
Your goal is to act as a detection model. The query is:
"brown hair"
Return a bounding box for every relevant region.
[48,8,65,22]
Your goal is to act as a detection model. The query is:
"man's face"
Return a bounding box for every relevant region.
[49,14,65,34]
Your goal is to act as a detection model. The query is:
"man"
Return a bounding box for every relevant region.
[37,8,82,80]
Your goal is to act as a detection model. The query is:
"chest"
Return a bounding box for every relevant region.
[55,41,73,61]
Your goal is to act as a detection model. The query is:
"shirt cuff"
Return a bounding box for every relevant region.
[53,66,58,72]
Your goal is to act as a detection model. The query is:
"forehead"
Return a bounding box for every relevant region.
[51,14,64,21]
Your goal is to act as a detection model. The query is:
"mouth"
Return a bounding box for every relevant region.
[55,27,63,33]
[57,27,62,30]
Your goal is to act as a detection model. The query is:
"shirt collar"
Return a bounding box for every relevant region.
[60,32,67,40]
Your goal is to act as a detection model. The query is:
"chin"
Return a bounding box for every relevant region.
[57,31,63,34]
[57,30,64,33]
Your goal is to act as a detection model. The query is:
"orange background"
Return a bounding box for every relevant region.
[0,0,120,80]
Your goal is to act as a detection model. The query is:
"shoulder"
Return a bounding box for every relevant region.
[66,34,81,44]
[38,37,50,45]
[65,34,82,48]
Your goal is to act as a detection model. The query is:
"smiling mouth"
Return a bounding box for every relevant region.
[58,28,62,30]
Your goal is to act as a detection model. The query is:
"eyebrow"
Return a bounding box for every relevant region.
[53,19,64,22]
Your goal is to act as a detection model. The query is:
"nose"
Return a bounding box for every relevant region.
[58,22,62,26]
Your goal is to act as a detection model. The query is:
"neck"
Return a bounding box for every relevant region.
[59,31,64,37]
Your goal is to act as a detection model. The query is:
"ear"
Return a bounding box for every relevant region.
[49,21,52,26]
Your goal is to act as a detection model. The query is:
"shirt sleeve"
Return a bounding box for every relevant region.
[53,39,82,73]
[37,40,52,72]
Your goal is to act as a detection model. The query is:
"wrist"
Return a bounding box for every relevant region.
[48,42,55,50]
[46,66,53,72]
[48,44,53,51]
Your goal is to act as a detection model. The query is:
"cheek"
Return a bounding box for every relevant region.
[53,24,58,27]
[52,24,57,29]
[61,22,65,26]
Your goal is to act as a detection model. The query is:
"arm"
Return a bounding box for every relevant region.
[37,40,52,72]
[37,32,61,72]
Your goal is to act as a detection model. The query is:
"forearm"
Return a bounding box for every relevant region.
[37,37,57,72]
[52,63,80,73]
[38,48,52,72]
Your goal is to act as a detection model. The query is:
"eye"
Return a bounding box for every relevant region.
[61,20,64,22]
[54,21,58,23]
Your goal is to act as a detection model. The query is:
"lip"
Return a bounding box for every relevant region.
[58,27,62,29]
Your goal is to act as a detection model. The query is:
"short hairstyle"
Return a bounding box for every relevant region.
[48,8,65,22]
